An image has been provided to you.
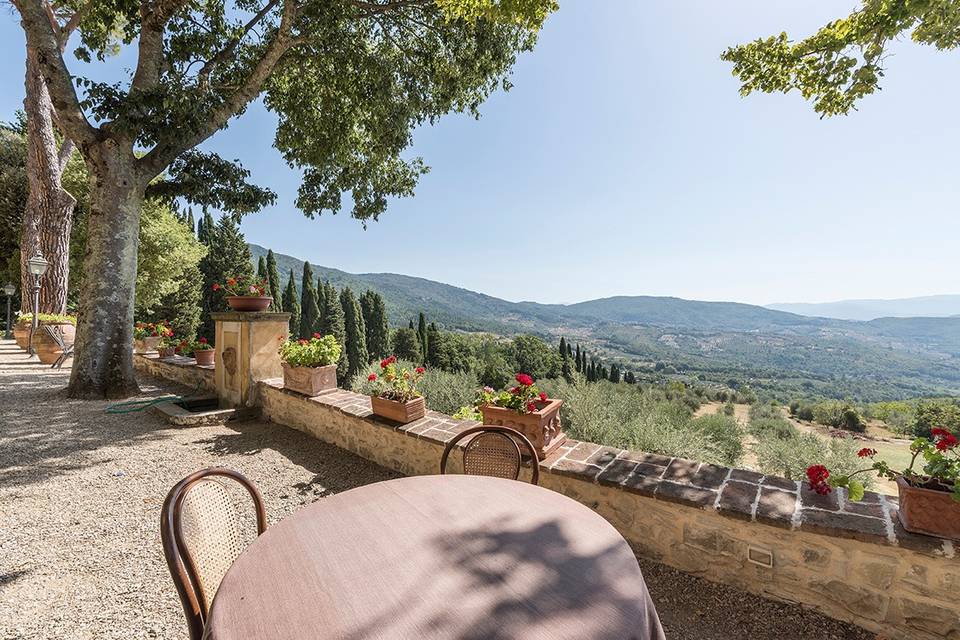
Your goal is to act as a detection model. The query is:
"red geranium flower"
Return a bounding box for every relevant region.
[931,427,951,438]
[515,373,534,387]
[539,392,547,402]
[805,465,831,495]
[415,367,425,375]
[936,434,958,451]
[198,337,207,344]
[212,283,220,291]
[526,401,537,412]
[226,277,237,286]
[313,333,322,339]
[298,338,308,345]
[510,386,520,395]
[857,448,877,458]
[368,373,377,381]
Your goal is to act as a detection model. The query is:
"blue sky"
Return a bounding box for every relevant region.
[2,2,958,305]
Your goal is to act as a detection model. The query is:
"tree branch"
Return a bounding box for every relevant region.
[197,0,281,87]
[137,0,299,178]
[12,0,99,149]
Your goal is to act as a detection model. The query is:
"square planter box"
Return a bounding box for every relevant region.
[481,398,566,458]
[371,395,426,424]
[896,476,960,540]
[134,336,162,354]
[282,363,337,397]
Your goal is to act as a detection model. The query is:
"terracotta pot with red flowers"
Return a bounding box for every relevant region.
[278,333,341,396]
[214,276,273,312]
[807,428,960,539]
[189,338,216,366]
[367,356,427,424]
[477,373,565,458]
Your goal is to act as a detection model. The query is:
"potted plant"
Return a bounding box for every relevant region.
[807,427,960,539]
[478,373,566,457]
[157,337,177,358]
[213,276,272,312]
[367,355,426,424]
[190,337,216,366]
[134,321,173,353]
[278,333,341,396]
[13,313,32,349]
[32,313,77,364]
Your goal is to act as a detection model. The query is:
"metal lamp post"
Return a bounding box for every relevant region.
[2,283,14,340]
[26,252,49,356]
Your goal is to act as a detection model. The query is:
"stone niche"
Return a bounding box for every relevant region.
[212,312,289,408]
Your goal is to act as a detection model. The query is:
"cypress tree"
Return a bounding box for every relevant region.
[322,281,347,381]
[559,337,567,359]
[567,342,573,358]
[282,270,300,337]
[266,250,282,311]
[360,290,389,360]
[575,344,582,372]
[316,277,328,330]
[198,214,253,340]
[257,256,270,297]
[610,364,621,383]
[299,262,321,338]
[186,209,196,235]
[561,351,573,382]
[197,210,215,245]
[417,312,428,364]
[426,322,441,367]
[340,287,368,382]
[391,327,422,363]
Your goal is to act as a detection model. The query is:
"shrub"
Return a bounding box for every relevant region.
[754,431,871,488]
[721,402,735,416]
[913,400,960,439]
[352,359,477,415]
[749,417,799,440]
[689,414,744,466]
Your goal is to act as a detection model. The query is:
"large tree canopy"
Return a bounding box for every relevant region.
[722,0,960,116]
[12,0,555,398]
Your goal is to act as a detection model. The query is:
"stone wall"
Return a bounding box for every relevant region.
[133,353,215,393]
[257,381,960,640]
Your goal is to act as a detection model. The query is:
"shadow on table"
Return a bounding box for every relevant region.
[339,516,656,640]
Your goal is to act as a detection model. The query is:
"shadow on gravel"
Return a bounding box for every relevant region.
[194,419,402,497]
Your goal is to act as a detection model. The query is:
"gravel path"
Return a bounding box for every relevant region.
[0,341,875,640]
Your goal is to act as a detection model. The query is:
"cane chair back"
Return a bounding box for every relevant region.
[440,426,540,485]
[161,468,266,640]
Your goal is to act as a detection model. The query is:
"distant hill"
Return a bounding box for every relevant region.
[767,295,960,321]
[251,244,960,399]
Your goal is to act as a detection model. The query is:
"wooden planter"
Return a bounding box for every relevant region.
[193,349,215,366]
[896,476,960,540]
[134,336,162,354]
[371,395,426,424]
[34,322,76,365]
[226,296,272,312]
[481,398,566,458]
[282,363,337,396]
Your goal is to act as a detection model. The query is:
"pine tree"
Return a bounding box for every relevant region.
[417,312,428,363]
[266,250,282,311]
[322,281,347,381]
[152,263,203,341]
[198,214,253,340]
[360,290,389,360]
[282,270,300,337]
[340,287,368,383]
[299,262,321,339]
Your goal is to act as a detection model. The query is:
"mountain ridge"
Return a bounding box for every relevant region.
[767,294,960,321]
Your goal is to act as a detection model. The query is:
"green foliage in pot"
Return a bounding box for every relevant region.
[278,333,341,368]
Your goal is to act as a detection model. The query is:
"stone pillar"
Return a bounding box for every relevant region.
[212,312,290,408]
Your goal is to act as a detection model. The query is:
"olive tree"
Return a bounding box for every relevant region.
[13,0,555,398]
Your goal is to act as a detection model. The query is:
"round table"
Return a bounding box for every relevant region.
[204,475,664,640]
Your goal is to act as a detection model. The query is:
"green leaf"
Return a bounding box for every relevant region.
[847,479,865,502]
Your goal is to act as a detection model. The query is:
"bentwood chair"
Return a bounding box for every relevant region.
[161,468,267,640]
[440,425,540,485]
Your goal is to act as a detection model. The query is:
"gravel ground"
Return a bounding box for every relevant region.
[0,340,876,640]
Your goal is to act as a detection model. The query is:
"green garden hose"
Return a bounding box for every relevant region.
[104,379,206,414]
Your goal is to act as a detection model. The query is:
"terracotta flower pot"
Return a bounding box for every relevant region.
[134,336,162,354]
[282,363,337,396]
[226,296,272,312]
[371,395,426,424]
[158,346,176,358]
[13,320,30,349]
[480,398,566,458]
[896,476,960,540]
[34,322,76,364]
[194,349,215,366]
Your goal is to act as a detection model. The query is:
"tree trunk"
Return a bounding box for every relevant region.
[21,46,75,315]
[67,148,143,399]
